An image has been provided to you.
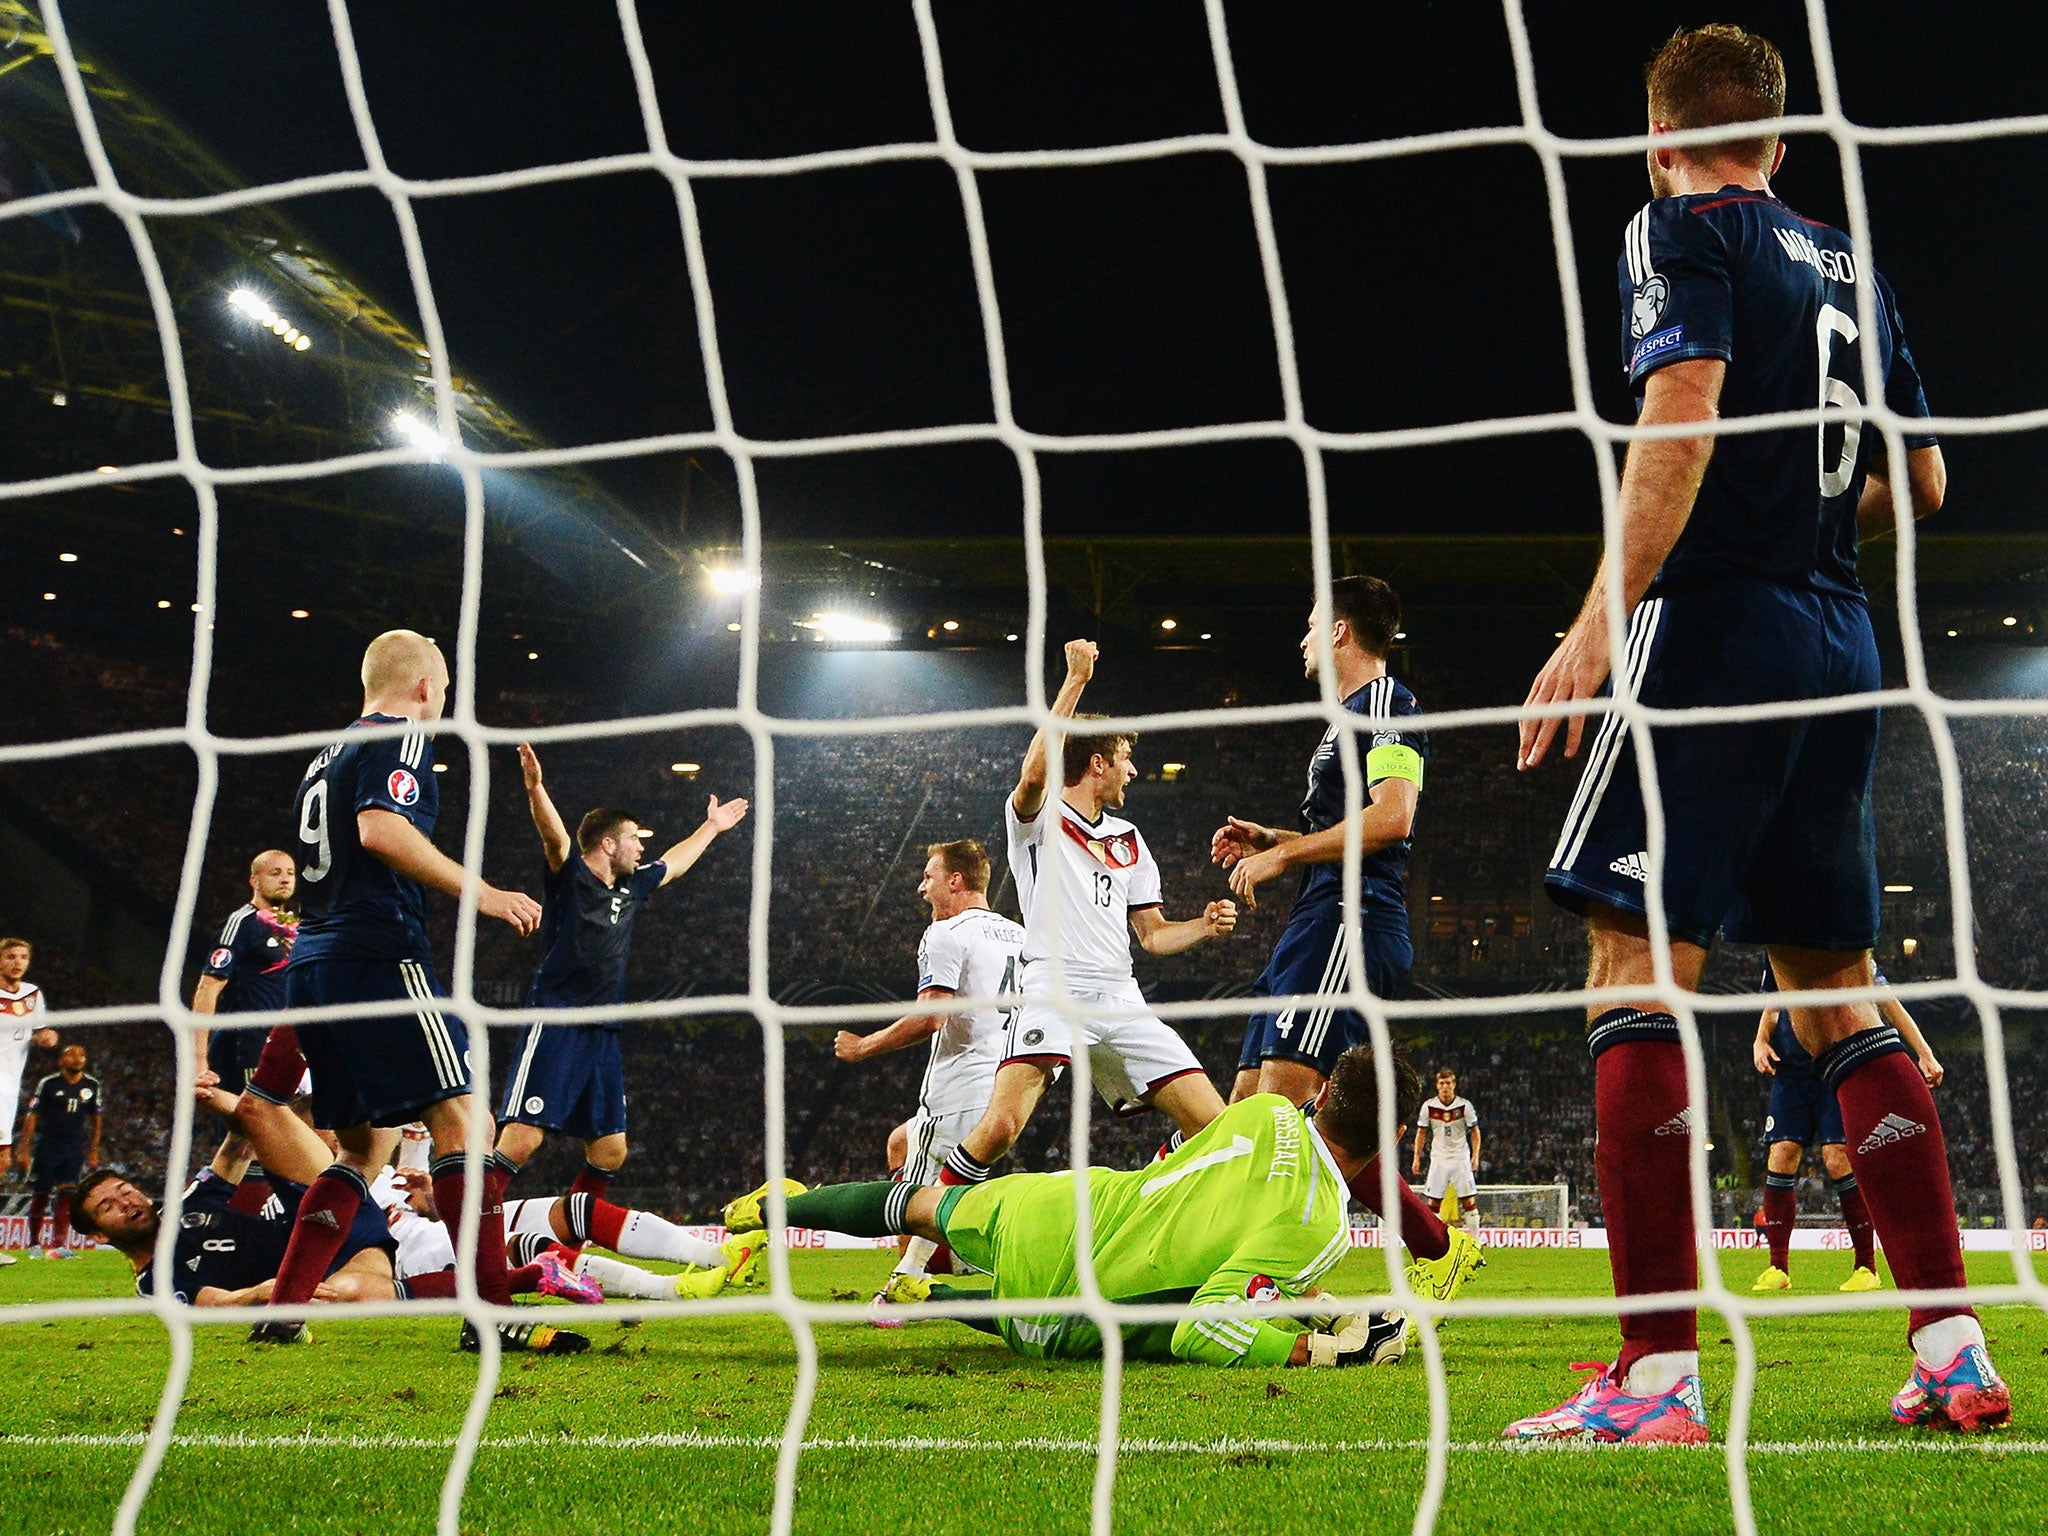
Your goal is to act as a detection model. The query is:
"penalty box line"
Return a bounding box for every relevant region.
[10,1431,2042,1457]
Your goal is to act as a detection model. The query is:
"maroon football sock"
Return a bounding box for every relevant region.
[228,1177,274,1217]
[586,1196,629,1251]
[400,1269,459,1300]
[929,1242,955,1276]
[1826,1039,1971,1336]
[247,1026,306,1102]
[26,1192,46,1248]
[507,1262,543,1295]
[431,1153,512,1308]
[569,1161,612,1202]
[1761,1175,1797,1272]
[1593,1033,1698,1378]
[53,1189,73,1249]
[1347,1154,1450,1262]
[269,1164,369,1307]
[1834,1174,1876,1271]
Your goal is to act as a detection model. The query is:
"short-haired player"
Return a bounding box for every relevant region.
[932,641,1237,1196]
[21,1043,100,1256]
[0,938,59,1187]
[495,742,748,1214]
[1412,1069,1481,1238]
[260,629,577,1354]
[192,851,299,1093]
[1751,962,1942,1294]
[834,837,1023,1314]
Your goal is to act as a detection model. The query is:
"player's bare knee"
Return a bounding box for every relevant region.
[886,1121,910,1172]
[1821,1143,1853,1180]
[1227,1068,1260,1104]
[585,1133,626,1171]
[1766,1140,1803,1176]
[1255,1058,1323,1108]
[496,1121,543,1165]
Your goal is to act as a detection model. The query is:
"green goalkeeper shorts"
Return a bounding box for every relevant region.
[937,1173,1108,1360]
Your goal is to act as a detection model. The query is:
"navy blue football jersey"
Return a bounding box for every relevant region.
[135,1170,289,1303]
[1758,963,1892,1068]
[201,903,297,1013]
[289,715,439,965]
[1618,189,1936,598]
[529,856,667,1017]
[27,1071,101,1146]
[1295,674,1427,922]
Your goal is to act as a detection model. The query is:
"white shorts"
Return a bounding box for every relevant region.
[503,1196,562,1240]
[1006,970,1204,1115]
[390,1207,455,1280]
[899,1108,981,1185]
[0,1048,28,1146]
[1424,1162,1477,1200]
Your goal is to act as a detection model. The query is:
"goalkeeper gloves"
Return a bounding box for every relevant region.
[1303,1308,1410,1367]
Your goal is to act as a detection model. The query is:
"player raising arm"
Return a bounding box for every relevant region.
[258,629,576,1356]
[1509,27,1998,1442]
[496,743,748,1206]
[724,1042,1415,1367]
[930,641,1235,1197]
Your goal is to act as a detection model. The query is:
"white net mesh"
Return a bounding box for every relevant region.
[2,2,2042,1533]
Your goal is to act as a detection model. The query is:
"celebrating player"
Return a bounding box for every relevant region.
[495,742,748,1204]
[1752,963,1942,1294]
[1512,27,2004,1439]
[260,629,579,1355]
[833,838,1023,1310]
[933,641,1235,1196]
[21,1043,100,1256]
[1413,1069,1481,1239]
[725,1043,1414,1368]
[191,851,298,1095]
[0,937,58,1185]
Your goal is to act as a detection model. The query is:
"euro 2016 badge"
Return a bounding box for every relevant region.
[387,768,421,806]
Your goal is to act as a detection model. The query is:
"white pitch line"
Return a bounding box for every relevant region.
[4,1431,2042,1457]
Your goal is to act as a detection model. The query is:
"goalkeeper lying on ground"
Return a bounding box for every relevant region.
[725,1043,1417,1367]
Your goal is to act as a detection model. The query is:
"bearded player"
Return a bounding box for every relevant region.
[725,1043,1414,1369]
[929,641,1236,1201]
[1512,27,2004,1439]
[834,838,1023,1312]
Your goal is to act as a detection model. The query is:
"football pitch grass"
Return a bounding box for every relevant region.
[0,1246,2040,1536]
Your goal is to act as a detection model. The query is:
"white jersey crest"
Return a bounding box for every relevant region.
[1005,795,1163,984]
[914,907,1024,1118]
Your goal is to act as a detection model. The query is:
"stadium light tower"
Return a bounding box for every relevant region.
[800,612,895,643]
[391,411,448,459]
[706,564,756,595]
[227,286,312,351]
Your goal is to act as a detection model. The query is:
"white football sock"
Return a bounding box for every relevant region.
[893,1236,938,1278]
[615,1209,726,1268]
[1912,1314,1986,1370]
[1622,1350,1699,1398]
[574,1252,673,1301]
[1462,1210,1481,1236]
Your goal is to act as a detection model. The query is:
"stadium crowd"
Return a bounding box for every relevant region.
[4,625,2048,1227]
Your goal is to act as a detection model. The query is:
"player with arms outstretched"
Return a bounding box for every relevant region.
[1751,962,1942,1294]
[261,629,582,1355]
[496,744,747,1211]
[834,838,1023,1311]
[1413,1068,1481,1239]
[1512,27,2004,1439]
[726,1043,1413,1369]
[931,641,1236,1197]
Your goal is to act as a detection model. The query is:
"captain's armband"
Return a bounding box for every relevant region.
[1365,743,1424,789]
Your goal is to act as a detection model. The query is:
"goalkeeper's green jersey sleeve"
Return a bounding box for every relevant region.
[979,1094,1353,1367]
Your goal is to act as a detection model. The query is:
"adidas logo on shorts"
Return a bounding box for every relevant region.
[1857,1112,1926,1154]
[1653,1107,1698,1136]
[1608,851,1650,882]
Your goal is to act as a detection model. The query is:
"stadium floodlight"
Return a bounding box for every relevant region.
[391,411,448,458]
[941,619,960,632]
[670,761,701,776]
[156,600,170,609]
[290,609,309,619]
[1883,883,1915,893]
[95,465,117,474]
[58,552,77,562]
[228,286,312,353]
[50,391,65,406]
[1947,629,1959,637]
[707,565,756,595]
[1159,617,1178,631]
[41,592,53,601]
[726,621,742,633]
[800,612,895,643]
[2003,615,2019,627]
[1005,632,1019,641]
[1902,937,1920,956]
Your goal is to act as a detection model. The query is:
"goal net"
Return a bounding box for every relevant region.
[1,4,2038,1536]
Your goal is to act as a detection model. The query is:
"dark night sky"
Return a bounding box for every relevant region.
[32,0,2047,550]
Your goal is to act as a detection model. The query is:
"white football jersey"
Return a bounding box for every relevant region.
[1417,1095,1478,1166]
[913,906,1024,1118]
[0,984,43,1135]
[1005,793,1163,984]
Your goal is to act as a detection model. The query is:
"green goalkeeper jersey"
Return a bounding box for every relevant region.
[939,1093,1353,1366]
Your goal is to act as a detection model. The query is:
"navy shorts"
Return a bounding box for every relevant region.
[285,958,473,1130]
[1765,1065,1844,1148]
[270,1176,398,1272]
[499,1023,627,1141]
[30,1143,84,1192]
[206,1021,269,1091]
[1545,578,1881,951]
[1236,902,1411,1078]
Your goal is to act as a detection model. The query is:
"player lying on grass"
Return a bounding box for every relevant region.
[198,1073,765,1303]
[726,1043,1421,1368]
